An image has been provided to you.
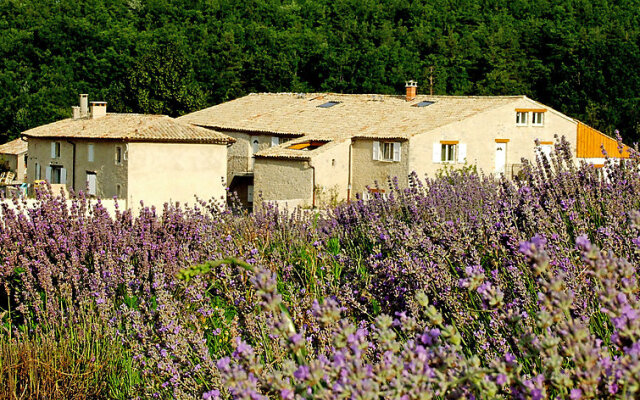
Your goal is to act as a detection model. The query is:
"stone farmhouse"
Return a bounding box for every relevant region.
[0,138,28,183]
[21,95,234,209]
[178,83,629,208]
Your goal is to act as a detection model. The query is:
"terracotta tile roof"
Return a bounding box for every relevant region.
[0,138,28,155]
[178,93,523,140]
[22,114,234,144]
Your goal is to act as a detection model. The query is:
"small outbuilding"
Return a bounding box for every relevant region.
[0,138,28,183]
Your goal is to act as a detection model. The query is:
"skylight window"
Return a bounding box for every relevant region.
[317,101,340,108]
[414,101,435,107]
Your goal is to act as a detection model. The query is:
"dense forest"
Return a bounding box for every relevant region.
[1,0,639,144]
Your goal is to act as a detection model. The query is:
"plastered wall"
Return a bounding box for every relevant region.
[26,138,128,198]
[350,139,409,198]
[408,98,578,179]
[309,140,350,204]
[254,158,313,205]
[127,142,227,209]
[224,132,278,182]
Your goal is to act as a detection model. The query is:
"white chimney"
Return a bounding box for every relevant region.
[90,101,107,119]
[79,94,89,116]
[72,106,81,119]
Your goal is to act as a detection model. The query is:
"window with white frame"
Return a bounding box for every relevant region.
[441,143,457,162]
[372,141,401,162]
[516,111,528,126]
[433,141,466,163]
[532,112,544,126]
[538,143,553,160]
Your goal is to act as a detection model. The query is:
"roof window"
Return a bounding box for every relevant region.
[414,101,435,107]
[287,141,328,151]
[317,101,340,108]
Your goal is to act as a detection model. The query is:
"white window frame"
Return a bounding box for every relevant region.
[532,112,544,126]
[538,143,553,160]
[373,141,401,162]
[441,143,457,163]
[516,111,528,126]
[381,142,393,161]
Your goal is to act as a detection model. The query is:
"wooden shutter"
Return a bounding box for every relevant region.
[60,168,67,185]
[373,141,380,160]
[34,162,40,180]
[88,144,94,162]
[393,142,401,161]
[458,143,467,163]
[271,137,279,147]
[51,142,56,158]
[45,166,52,182]
[432,143,440,163]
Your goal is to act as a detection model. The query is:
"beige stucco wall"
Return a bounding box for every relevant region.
[408,98,578,179]
[127,142,227,209]
[350,139,409,198]
[27,138,128,199]
[223,132,281,182]
[0,152,27,182]
[309,140,350,205]
[254,158,313,205]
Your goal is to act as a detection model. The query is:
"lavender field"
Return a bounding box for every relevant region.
[2,140,640,399]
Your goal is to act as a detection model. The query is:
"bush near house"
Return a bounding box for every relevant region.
[1,140,640,398]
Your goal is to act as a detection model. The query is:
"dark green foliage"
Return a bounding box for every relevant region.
[1,0,640,142]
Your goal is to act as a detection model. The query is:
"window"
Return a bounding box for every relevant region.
[115,146,122,165]
[372,141,401,162]
[532,112,544,126]
[516,112,528,126]
[270,137,291,147]
[381,142,394,161]
[51,142,61,158]
[87,172,97,196]
[433,141,466,163]
[88,143,95,162]
[317,101,340,108]
[116,184,122,199]
[441,144,457,162]
[34,162,41,180]
[48,166,66,184]
[538,142,553,160]
[23,154,27,168]
[248,185,254,203]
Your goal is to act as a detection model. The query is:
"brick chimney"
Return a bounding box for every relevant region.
[405,80,417,101]
[90,101,107,119]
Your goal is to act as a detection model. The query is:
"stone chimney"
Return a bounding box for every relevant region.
[90,101,107,119]
[79,94,89,117]
[72,106,81,119]
[405,80,417,101]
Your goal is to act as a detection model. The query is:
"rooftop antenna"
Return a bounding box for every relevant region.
[429,66,434,96]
